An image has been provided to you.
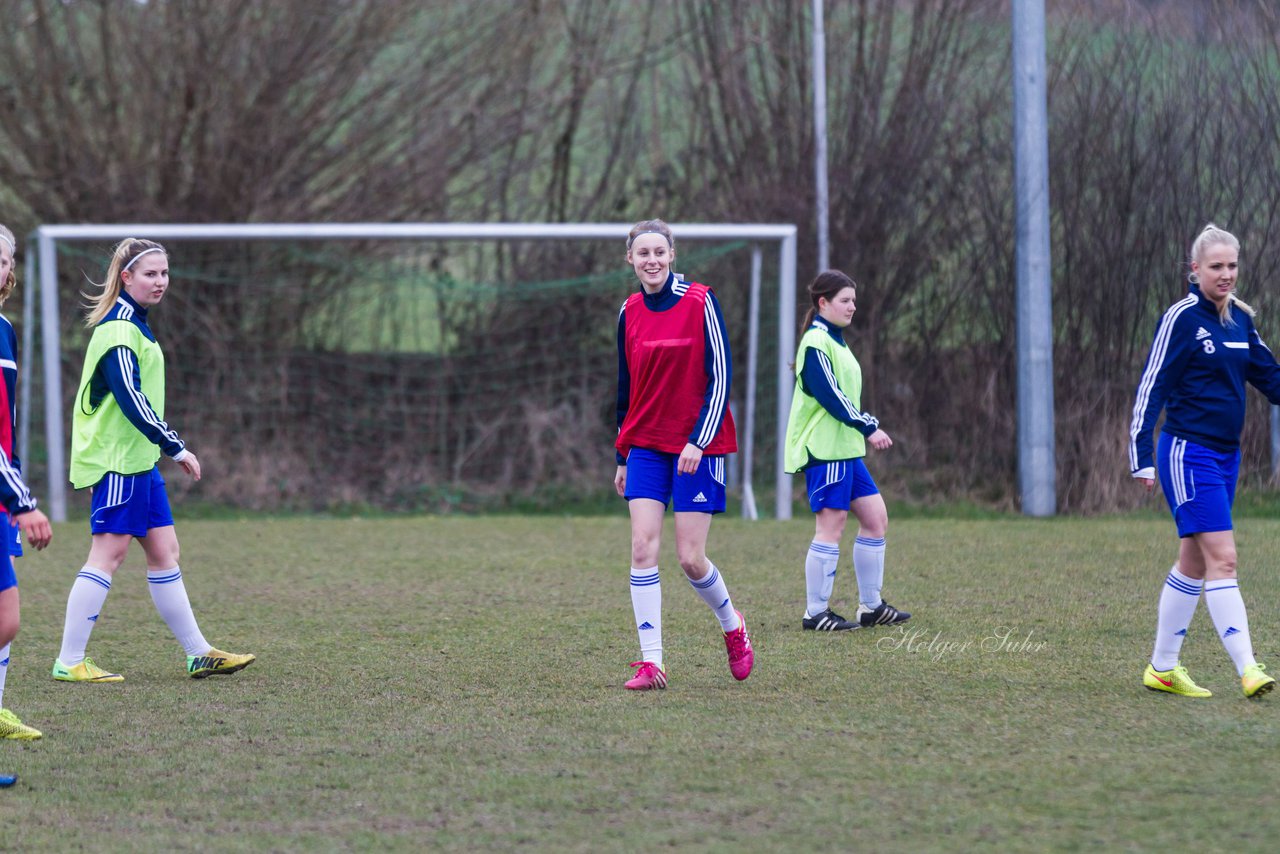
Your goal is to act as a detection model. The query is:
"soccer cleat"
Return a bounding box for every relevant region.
[52,657,123,683]
[0,774,15,788]
[1143,663,1211,698]
[0,708,42,740]
[187,647,256,679]
[802,608,858,631]
[1242,663,1276,699]
[855,601,911,628]
[723,610,754,681]
[625,660,668,691]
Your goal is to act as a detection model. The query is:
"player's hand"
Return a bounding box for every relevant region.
[614,466,627,496]
[868,429,893,451]
[677,443,703,475]
[1138,477,1154,494]
[14,508,51,551]
[178,451,202,481]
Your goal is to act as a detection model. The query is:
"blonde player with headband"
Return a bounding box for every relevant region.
[614,218,753,690]
[1130,223,1280,699]
[51,238,254,683]
[0,225,53,741]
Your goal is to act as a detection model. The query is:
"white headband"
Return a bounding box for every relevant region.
[627,230,672,249]
[123,246,164,272]
[0,233,14,256]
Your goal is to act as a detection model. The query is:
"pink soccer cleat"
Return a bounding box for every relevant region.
[723,610,754,681]
[625,660,668,691]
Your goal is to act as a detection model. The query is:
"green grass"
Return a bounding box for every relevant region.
[3,514,1280,850]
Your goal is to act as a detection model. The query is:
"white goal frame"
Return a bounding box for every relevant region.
[24,223,799,522]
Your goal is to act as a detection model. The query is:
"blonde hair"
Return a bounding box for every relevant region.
[1191,223,1253,324]
[84,238,167,327]
[0,225,16,307]
[627,219,674,250]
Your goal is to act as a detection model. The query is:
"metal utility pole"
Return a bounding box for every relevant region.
[1012,0,1057,516]
[812,0,830,272]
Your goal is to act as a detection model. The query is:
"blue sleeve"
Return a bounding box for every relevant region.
[1128,309,1193,473]
[690,290,731,450]
[615,304,630,465]
[100,346,186,457]
[0,452,36,516]
[799,347,880,436]
[1245,321,1280,404]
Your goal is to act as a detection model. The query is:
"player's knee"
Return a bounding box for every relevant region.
[677,553,707,578]
[630,533,659,567]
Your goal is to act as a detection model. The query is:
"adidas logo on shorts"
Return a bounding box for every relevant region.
[692,492,708,503]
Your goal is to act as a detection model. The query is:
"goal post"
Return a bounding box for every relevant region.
[25,222,799,522]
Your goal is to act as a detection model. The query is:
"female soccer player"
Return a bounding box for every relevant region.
[614,219,753,690]
[52,238,254,683]
[784,270,909,632]
[1130,223,1280,699]
[0,225,53,740]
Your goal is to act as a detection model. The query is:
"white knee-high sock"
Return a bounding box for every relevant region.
[805,540,840,616]
[147,567,210,656]
[688,561,740,632]
[1204,578,1256,676]
[0,642,9,707]
[630,567,663,668]
[853,536,886,608]
[58,567,113,666]
[1151,564,1202,671]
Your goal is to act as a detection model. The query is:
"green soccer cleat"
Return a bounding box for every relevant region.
[0,708,42,740]
[1242,663,1275,699]
[187,647,256,679]
[1144,663,1211,698]
[52,657,124,683]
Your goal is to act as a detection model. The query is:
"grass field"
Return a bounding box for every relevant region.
[2,513,1279,851]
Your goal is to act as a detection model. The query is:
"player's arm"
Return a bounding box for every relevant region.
[799,347,880,435]
[100,346,187,459]
[1128,311,1193,480]
[615,303,630,468]
[1245,322,1280,404]
[689,291,731,452]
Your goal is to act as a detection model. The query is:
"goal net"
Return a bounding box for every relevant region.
[23,224,798,521]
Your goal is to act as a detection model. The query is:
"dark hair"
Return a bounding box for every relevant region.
[800,269,857,333]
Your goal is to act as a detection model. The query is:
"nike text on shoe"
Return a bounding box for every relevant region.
[855,601,911,628]
[52,657,123,683]
[723,610,754,680]
[0,708,42,740]
[187,648,256,679]
[625,661,668,690]
[802,608,858,631]
[1242,663,1276,699]
[1143,663,1211,698]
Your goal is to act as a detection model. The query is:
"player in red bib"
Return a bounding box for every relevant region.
[614,219,753,690]
[0,224,54,743]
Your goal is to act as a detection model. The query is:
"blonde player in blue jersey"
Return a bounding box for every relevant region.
[51,238,254,683]
[1130,223,1280,699]
[0,225,53,742]
[785,270,910,632]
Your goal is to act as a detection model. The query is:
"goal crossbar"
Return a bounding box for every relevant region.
[25,222,799,521]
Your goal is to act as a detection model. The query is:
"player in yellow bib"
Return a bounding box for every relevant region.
[785,270,911,631]
[52,238,254,683]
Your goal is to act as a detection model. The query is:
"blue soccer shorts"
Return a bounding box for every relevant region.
[1157,432,1238,538]
[804,458,879,513]
[0,514,15,591]
[89,468,175,537]
[624,446,727,514]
